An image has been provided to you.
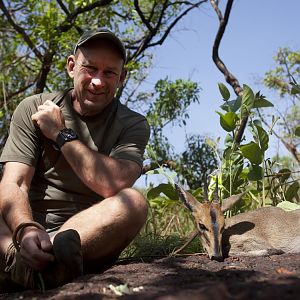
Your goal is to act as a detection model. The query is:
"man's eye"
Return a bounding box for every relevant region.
[198,223,207,231]
[84,65,96,71]
[105,70,117,76]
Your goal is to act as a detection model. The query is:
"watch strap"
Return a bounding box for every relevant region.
[56,128,78,149]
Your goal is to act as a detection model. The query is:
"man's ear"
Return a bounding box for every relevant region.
[118,68,127,87]
[66,55,76,78]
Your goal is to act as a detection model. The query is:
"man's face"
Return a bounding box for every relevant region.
[67,39,126,116]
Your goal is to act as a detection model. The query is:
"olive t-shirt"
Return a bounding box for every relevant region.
[0,89,150,229]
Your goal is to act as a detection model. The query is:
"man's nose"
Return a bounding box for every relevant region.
[91,78,103,88]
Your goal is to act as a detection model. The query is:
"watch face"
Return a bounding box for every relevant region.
[56,128,78,149]
[62,128,77,139]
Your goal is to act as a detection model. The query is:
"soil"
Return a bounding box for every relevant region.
[1,253,300,300]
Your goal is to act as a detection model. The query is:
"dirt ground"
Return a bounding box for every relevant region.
[1,253,300,300]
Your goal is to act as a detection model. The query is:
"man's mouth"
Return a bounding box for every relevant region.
[87,90,105,96]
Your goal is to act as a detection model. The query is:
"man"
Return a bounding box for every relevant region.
[0,29,150,291]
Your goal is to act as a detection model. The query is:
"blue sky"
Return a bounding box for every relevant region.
[136,0,300,187]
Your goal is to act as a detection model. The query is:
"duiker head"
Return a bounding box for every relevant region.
[175,183,243,261]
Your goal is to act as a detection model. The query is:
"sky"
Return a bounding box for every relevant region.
[135,0,300,187]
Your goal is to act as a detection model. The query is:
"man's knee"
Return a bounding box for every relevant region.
[120,188,148,216]
[117,188,148,226]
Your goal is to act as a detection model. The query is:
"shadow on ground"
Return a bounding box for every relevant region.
[1,253,300,299]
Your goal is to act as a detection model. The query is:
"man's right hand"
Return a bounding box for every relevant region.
[19,228,55,271]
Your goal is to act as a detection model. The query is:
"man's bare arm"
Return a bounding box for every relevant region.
[0,162,35,231]
[60,140,141,198]
[0,162,54,270]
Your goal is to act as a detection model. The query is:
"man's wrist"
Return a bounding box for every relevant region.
[12,222,45,251]
[55,128,78,150]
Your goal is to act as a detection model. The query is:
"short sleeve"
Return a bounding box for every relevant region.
[0,96,41,166]
[110,119,150,169]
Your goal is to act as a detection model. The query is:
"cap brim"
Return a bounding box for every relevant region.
[74,31,126,61]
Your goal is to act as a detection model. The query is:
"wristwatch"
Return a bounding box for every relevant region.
[55,128,78,149]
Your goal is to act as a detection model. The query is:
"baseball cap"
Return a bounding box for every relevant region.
[74,29,126,61]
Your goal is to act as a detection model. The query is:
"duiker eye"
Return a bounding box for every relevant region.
[198,223,207,231]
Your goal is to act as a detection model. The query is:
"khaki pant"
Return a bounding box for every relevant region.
[0,243,33,293]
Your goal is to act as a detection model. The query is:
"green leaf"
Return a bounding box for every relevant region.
[255,124,269,151]
[247,164,263,181]
[277,201,300,211]
[147,183,177,200]
[295,126,300,137]
[285,181,300,202]
[253,98,274,108]
[240,167,249,179]
[224,133,234,147]
[242,84,255,110]
[278,168,291,183]
[253,91,274,108]
[218,82,230,101]
[240,104,249,118]
[240,142,264,165]
[220,97,241,112]
[291,84,300,95]
[223,147,232,160]
[217,111,238,132]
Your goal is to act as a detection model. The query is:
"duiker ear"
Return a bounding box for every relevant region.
[221,193,245,212]
[175,184,200,212]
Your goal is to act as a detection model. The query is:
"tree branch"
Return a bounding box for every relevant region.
[211,0,242,96]
[134,0,153,32]
[64,0,113,28]
[0,0,43,61]
[55,0,83,34]
[34,50,55,94]
[0,80,37,111]
[210,0,246,144]
[152,0,208,47]
[132,0,208,59]
[55,0,113,34]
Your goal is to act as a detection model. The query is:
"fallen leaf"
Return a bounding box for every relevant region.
[108,284,131,296]
[276,267,294,275]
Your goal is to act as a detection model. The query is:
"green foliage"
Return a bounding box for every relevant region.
[147,183,178,201]
[264,159,300,206]
[216,82,299,206]
[146,78,200,131]
[120,233,184,258]
[177,134,219,189]
[263,47,300,158]
[285,181,300,202]
[217,84,270,197]
[145,186,195,238]
[263,48,300,97]
[145,77,200,165]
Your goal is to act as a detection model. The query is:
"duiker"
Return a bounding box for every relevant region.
[175,184,300,261]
